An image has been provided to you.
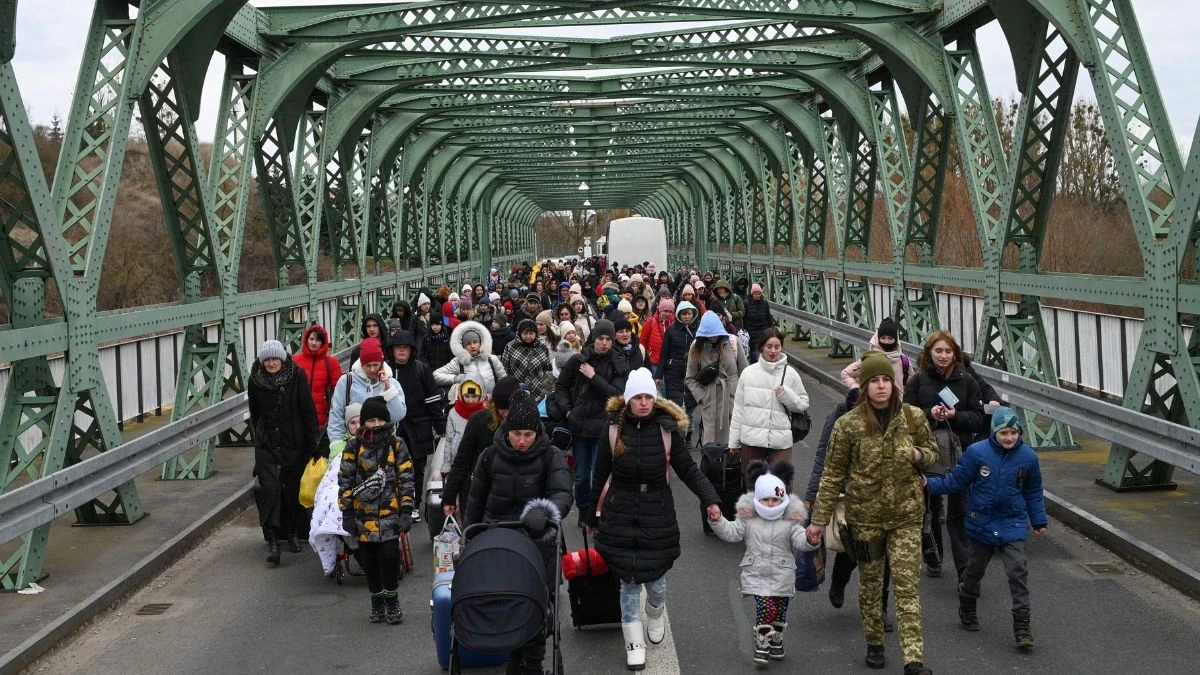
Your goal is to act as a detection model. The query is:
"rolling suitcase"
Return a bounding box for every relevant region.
[565,529,622,628]
[699,443,743,534]
[432,571,509,669]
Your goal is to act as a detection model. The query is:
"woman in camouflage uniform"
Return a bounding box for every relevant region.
[807,353,939,675]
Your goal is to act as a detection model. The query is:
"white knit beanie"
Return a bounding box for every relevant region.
[623,367,658,403]
[559,321,577,338]
[753,473,790,520]
[258,339,287,362]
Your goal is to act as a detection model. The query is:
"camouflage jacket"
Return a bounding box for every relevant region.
[337,430,415,543]
[811,403,939,531]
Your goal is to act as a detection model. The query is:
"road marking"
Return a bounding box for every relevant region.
[640,606,681,675]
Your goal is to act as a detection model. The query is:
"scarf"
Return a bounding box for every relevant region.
[453,397,485,419]
[252,358,295,390]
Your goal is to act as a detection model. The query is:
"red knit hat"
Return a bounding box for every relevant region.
[359,337,384,364]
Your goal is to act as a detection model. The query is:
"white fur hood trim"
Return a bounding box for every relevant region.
[449,320,494,364]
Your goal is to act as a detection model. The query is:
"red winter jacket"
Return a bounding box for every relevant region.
[293,324,342,429]
[640,314,674,367]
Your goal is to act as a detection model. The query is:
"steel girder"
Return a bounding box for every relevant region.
[1,0,1196,590]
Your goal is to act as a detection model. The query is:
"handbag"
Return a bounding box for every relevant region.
[432,515,462,574]
[795,541,826,592]
[694,358,720,386]
[824,495,850,553]
[777,366,811,442]
[298,456,327,508]
[929,424,963,477]
[351,467,386,502]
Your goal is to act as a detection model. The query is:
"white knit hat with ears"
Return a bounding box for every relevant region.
[623,367,658,403]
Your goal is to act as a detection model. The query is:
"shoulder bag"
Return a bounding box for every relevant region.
[778,365,811,442]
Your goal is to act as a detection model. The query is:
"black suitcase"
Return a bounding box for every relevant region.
[699,443,743,534]
[565,529,622,628]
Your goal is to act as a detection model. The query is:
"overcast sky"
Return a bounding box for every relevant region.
[11,1,1197,151]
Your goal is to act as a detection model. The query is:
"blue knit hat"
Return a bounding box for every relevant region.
[695,310,727,338]
[990,406,1022,438]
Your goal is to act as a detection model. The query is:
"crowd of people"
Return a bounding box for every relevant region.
[244,257,1047,675]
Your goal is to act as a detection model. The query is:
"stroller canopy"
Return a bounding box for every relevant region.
[451,527,550,653]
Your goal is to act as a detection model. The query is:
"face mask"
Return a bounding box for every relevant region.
[754,498,788,521]
[359,425,388,444]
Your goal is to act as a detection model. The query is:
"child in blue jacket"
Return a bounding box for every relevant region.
[924,407,1047,652]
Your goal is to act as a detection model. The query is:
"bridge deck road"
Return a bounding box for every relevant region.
[30,380,1200,675]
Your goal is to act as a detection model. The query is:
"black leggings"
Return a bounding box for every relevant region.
[411,454,428,510]
[358,540,400,594]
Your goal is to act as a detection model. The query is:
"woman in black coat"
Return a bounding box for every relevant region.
[655,301,699,417]
[903,330,988,580]
[247,340,320,564]
[441,376,519,512]
[582,368,720,671]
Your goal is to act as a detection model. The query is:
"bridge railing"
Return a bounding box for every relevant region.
[770,303,1200,477]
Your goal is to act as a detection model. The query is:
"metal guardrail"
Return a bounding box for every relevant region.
[770,302,1200,475]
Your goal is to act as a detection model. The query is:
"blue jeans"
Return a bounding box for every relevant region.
[573,436,601,513]
[620,577,668,624]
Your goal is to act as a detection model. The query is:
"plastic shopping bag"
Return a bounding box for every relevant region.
[298,457,327,508]
[432,515,462,574]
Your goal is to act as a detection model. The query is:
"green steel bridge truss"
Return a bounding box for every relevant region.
[0,0,1197,589]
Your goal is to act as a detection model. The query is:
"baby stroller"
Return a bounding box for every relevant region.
[450,521,563,674]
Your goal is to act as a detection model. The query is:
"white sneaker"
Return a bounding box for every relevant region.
[623,620,646,670]
[645,602,666,644]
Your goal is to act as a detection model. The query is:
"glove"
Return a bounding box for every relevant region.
[398,509,413,533]
[521,506,550,537]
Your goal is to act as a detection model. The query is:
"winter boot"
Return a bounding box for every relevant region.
[883,614,895,633]
[828,582,845,609]
[287,531,302,553]
[368,592,386,623]
[622,621,646,671]
[753,625,772,668]
[903,662,933,675]
[383,590,403,624]
[768,622,786,660]
[1013,609,1034,651]
[865,644,885,670]
[266,536,281,565]
[645,602,666,644]
[958,596,980,631]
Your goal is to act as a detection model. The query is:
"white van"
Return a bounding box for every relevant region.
[605,217,667,271]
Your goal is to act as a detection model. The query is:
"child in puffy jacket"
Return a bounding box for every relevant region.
[709,460,818,667]
[924,407,1046,652]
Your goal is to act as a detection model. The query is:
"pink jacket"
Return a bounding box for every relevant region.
[839,334,912,389]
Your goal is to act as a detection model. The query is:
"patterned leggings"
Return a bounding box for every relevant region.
[753,596,790,625]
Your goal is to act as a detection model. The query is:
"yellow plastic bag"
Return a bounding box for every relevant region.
[298,457,327,508]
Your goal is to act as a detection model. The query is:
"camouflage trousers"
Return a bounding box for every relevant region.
[855,522,924,664]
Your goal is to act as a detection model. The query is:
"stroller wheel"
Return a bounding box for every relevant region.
[332,564,343,585]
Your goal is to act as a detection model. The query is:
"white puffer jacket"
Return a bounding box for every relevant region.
[728,356,809,450]
[434,320,507,394]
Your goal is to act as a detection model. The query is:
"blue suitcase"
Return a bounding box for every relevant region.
[432,571,509,669]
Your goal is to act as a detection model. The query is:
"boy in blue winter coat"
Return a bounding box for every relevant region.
[924,407,1047,652]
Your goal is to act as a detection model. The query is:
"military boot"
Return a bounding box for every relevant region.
[1013,609,1034,651]
[958,596,979,631]
[903,662,933,675]
[865,644,885,670]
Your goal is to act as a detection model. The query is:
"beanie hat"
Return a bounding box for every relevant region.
[617,299,633,313]
[504,389,541,433]
[876,316,898,341]
[417,293,431,307]
[592,318,616,340]
[517,318,537,335]
[449,292,460,302]
[694,280,706,290]
[681,284,696,296]
[462,283,472,294]
[752,470,790,521]
[569,293,584,306]
[459,379,483,399]
[990,406,1022,437]
[460,326,483,345]
[258,339,287,362]
[657,298,675,314]
[509,289,520,299]
[858,351,894,387]
[675,300,697,320]
[695,310,727,338]
[489,291,500,303]
[358,337,384,364]
[751,283,763,295]
[559,321,577,337]
[570,283,582,295]
[344,402,362,423]
[613,317,632,333]
[361,395,391,424]
[630,273,643,284]
[492,376,520,408]
[624,367,658,403]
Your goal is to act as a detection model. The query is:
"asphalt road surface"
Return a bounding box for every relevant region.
[30,380,1200,675]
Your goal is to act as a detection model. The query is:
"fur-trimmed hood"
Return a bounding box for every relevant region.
[449,319,494,364]
[604,395,690,432]
[734,492,808,521]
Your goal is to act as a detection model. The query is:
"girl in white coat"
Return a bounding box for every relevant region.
[728,327,808,484]
[709,460,817,666]
[434,320,507,395]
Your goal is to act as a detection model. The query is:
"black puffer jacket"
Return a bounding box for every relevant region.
[442,408,500,507]
[656,318,698,408]
[903,362,988,448]
[420,324,454,373]
[247,357,319,468]
[743,298,773,346]
[583,396,719,584]
[615,337,645,371]
[553,345,630,439]
[465,430,573,526]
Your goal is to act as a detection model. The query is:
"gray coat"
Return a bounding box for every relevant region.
[709,493,817,598]
[685,336,748,445]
